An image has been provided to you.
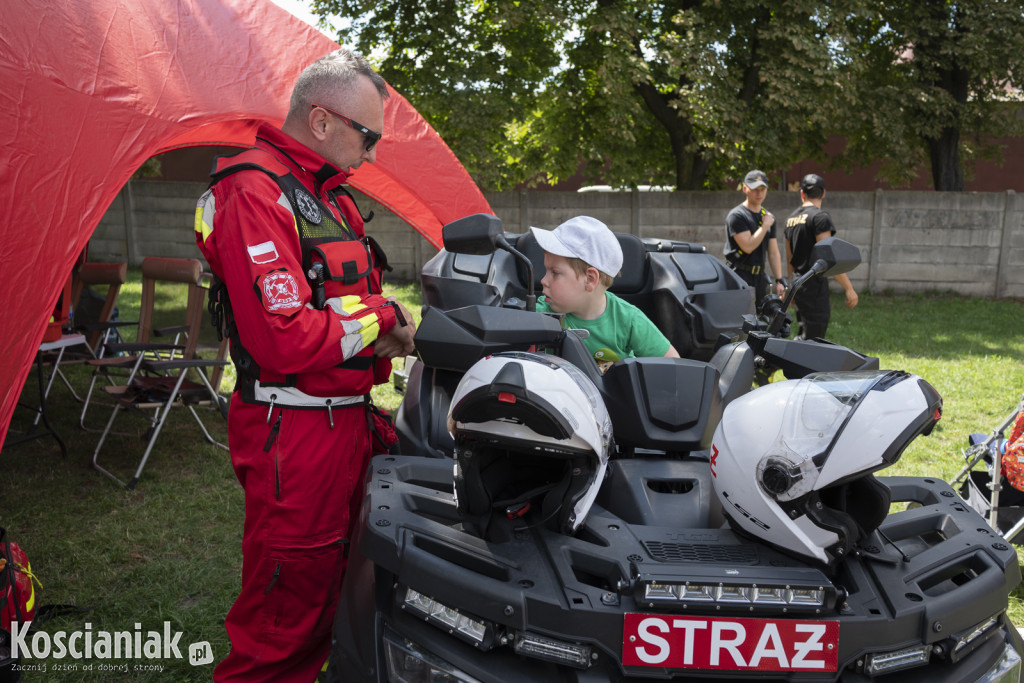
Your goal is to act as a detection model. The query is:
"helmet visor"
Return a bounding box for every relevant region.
[782,371,891,462]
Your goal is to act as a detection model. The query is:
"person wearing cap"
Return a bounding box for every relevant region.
[532,216,679,371]
[783,173,858,340]
[724,170,786,305]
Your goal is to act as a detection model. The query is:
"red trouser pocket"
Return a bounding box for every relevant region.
[259,537,347,638]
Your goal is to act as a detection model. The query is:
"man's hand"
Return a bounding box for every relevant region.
[761,213,775,231]
[845,288,859,308]
[375,298,416,358]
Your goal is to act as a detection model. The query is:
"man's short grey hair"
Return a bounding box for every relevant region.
[289,48,388,114]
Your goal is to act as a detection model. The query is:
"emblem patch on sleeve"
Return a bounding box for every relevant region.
[247,240,280,264]
[256,270,303,314]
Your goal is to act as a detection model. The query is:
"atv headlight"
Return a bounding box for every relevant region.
[640,581,830,614]
[383,626,482,683]
[863,643,931,676]
[950,615,1000,662]
[400,586,496,649]
[513,630,593,669]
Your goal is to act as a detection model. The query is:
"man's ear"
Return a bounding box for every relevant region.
[309,107,330,141]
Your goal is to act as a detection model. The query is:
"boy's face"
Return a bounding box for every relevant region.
[540,253,591,314]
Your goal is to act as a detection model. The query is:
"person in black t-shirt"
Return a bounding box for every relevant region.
[783,174,858,340]
[724,169,785,306]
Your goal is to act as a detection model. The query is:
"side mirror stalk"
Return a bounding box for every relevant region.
[495,233,537,311]
[767,258,826,336]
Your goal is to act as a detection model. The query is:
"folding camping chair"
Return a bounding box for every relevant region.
[88,256,229,490]
[32,261,128,414]
[951,394,1024,543]
[72,261,130,352]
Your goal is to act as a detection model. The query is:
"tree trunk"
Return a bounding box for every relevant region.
[633,81,710,189]
[676,150,711,191]
[926,126,965,191]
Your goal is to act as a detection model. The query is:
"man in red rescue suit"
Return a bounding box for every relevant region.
[194,48,416,682]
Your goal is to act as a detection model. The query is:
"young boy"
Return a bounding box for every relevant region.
[532,216,679,370]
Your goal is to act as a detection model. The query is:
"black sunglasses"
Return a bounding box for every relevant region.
[311,103,382,152]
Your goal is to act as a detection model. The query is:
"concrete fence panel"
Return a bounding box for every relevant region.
[87,181,1023,299]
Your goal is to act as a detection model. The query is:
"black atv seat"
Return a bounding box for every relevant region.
[514,231,650,294]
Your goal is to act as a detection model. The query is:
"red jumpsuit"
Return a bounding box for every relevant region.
[194,123,399,682]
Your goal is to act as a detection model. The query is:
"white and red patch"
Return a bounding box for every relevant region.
[247,240,279,264]
[258,271,302,314]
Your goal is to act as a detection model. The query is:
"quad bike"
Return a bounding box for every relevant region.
[327,214,1023,682]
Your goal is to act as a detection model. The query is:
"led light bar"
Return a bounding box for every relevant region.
[513,631,593,670]
[401,586,495,649]
[640,581,831,613]
[864,643,931,675]
[382,626,482,683]
[951,614,1000,662]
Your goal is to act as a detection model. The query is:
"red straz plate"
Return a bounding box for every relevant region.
[623,613,839,672]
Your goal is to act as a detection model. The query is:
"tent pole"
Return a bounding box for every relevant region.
[122,181,139,267]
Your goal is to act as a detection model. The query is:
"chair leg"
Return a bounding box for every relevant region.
[91,356,150,488]
[79,373,100,429]
[80,364,140,432]
[53,366,84,403]
[185,369,229,451]
[125,372,191,490]
[32,347,71,426]
[93,366,229,489]
[185,405,228,451]
[91,396,132,488]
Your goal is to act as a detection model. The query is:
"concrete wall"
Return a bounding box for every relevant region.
[90,181,1024,298]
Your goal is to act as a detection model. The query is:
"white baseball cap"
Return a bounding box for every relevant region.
[530,216,623,279]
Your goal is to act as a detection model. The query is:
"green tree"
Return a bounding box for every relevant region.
[313,0,1023,191]
[840,0,1024,190]
[313,0,857,190]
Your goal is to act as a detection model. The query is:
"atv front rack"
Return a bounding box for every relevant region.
[354,456,1022,681]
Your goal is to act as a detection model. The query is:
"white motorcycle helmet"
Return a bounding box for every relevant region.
[448,351,613,539]
[711,370,942,566]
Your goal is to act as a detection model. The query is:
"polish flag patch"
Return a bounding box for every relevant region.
[247,240,279,264]
[257,271,302,314]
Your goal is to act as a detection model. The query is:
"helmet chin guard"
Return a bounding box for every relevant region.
[448,352,613,539]
[710,370,942,566]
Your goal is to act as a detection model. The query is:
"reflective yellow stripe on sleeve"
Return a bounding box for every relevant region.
[336,296,383,351]
[195,189,215,243]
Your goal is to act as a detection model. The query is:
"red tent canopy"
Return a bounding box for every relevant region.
[0,0,491,442]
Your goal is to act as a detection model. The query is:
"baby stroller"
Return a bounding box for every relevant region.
[952,394,1024,543]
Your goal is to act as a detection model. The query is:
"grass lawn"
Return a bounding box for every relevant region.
[0,281,1021,680]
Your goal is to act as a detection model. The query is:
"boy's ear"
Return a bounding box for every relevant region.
[584,266,601,292]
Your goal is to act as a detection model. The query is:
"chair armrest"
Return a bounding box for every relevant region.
[87,356,141,368]
[153,325,189,337]
[143,359,230,371]
[104,342,185,355]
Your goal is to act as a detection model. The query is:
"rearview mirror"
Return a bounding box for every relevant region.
[811,237,861,278]
[442,214,505,255]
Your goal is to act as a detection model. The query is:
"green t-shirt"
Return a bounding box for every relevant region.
[537,291,671,363]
